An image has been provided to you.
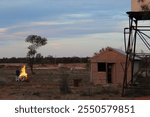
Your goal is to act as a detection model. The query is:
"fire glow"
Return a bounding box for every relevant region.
[19,65,28,81]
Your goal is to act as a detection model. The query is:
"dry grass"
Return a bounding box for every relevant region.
[0,64,131,100]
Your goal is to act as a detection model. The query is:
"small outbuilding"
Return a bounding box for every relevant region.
[90,47,137,85]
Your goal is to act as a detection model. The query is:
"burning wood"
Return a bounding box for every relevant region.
[19,65,28,81]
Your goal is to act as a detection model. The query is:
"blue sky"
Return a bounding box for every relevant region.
[0,0,131,58]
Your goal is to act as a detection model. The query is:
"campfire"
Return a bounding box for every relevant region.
[19,65,28,81]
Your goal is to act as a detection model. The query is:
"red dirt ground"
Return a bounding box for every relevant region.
[0,63,149,100]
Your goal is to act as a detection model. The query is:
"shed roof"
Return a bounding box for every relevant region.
[91,47,141,61]
[92,47,125,57]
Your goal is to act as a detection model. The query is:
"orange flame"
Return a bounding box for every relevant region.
[19,65,28,81]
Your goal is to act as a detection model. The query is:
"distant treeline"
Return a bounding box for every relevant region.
[0,56,89,64]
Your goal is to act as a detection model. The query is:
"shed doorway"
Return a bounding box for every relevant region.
[107,63,113,83]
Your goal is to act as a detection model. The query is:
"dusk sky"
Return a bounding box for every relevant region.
[0,0,132,58]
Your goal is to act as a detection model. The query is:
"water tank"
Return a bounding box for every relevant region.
[131,0,150,11]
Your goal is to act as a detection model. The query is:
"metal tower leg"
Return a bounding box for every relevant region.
[122,17,138,96]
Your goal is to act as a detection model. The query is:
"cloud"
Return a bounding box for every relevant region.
[0,17,94,42]
[0,0,129,27]
[0,7,128,42]
[64,13,92,18]
[31,19,93,26]
[49,42,62,49]
[0,28,7,33]
[0,0,132,57]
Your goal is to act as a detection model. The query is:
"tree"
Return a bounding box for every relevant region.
[25,35,47,74]
[35,53,43,64]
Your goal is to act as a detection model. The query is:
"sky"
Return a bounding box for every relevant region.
[0,0,132,58]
